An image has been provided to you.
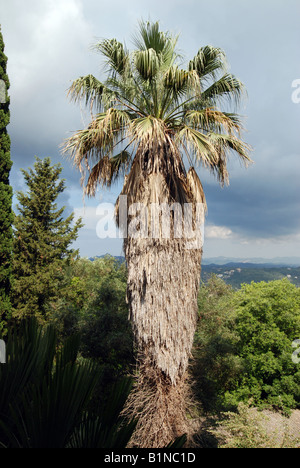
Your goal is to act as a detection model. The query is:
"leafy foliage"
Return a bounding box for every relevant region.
[12,157,83,322]
[193,277,300,413]
[192,276,243,412]
[46,256,134,394]
[0,27,13,334]
[212,403,273,449]
[230,279,300,412]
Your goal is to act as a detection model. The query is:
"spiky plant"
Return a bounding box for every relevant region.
[62,20,251,447]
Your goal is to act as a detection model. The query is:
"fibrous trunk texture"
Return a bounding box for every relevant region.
[124,236,202,447]
[117,141,204,447]
[126,236,202,385]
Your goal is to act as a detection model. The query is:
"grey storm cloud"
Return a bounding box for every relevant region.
[1,0,299,258]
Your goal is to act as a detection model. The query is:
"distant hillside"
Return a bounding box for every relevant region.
[202,256,300,267]
[201,263,300,288]
[88,255,300,288]
[89,255,125,264]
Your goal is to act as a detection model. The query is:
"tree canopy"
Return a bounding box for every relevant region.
[0,26,13,334]
[62,20,252,200]
[12,157,83,322]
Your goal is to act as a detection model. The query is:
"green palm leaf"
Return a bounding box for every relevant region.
[94,38,129,77]
[189,45,227,81]
[201,73,245,107]
[68,74,109,110]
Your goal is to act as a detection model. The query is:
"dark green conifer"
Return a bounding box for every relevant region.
[12,157,83,321]
[0,26,13,334]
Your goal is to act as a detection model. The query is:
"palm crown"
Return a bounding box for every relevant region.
[62,21,251,201]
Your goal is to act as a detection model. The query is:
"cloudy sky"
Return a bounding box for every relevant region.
[1,0,300,260]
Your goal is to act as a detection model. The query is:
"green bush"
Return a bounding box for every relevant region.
[193,277,300,413]
[229,279,300,412]
[192,276,243,412]
[46,256,134,399]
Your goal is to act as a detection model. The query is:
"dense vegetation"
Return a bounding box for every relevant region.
[9,237,300,418]
[46,255,135,393]
[192,276,300,414]
[0,317,136,448]
[0,27,13,334]
[48,258,299,416]
[1,157,299,447]
[12,157,83,321]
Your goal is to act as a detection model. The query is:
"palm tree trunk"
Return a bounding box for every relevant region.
[124,237,202,447]
[118,144,204,447]
[126,237,202,385]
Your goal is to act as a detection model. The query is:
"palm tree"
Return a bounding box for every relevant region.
[62,20,251,447]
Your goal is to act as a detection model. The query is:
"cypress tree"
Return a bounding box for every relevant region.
[0,26,13,334]
[12,157,83,322]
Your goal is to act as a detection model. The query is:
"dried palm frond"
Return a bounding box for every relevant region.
[186,166,207,210]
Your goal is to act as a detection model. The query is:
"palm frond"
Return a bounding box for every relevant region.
[176,125,218,167]
[133,20,169,53]
[207,132,253,185]
[164,67,199,97]
[189,45,227,81]
[187,166,207,210]
[133,20,179,69]
[67,75,113,111]
[201,73,246,107]
[131,116,166,148]
[93,39,130,77]
[184,108,243,135]
[61,108,133,192]
[86,150,132,195]
[209,132,252,161]
[63,108,130,157]
[134,48,160,81]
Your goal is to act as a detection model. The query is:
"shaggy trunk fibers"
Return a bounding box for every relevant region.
[117,143,204,447]
[126,236,202,385]
[124,363,193,448]
[124,237,202,448]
